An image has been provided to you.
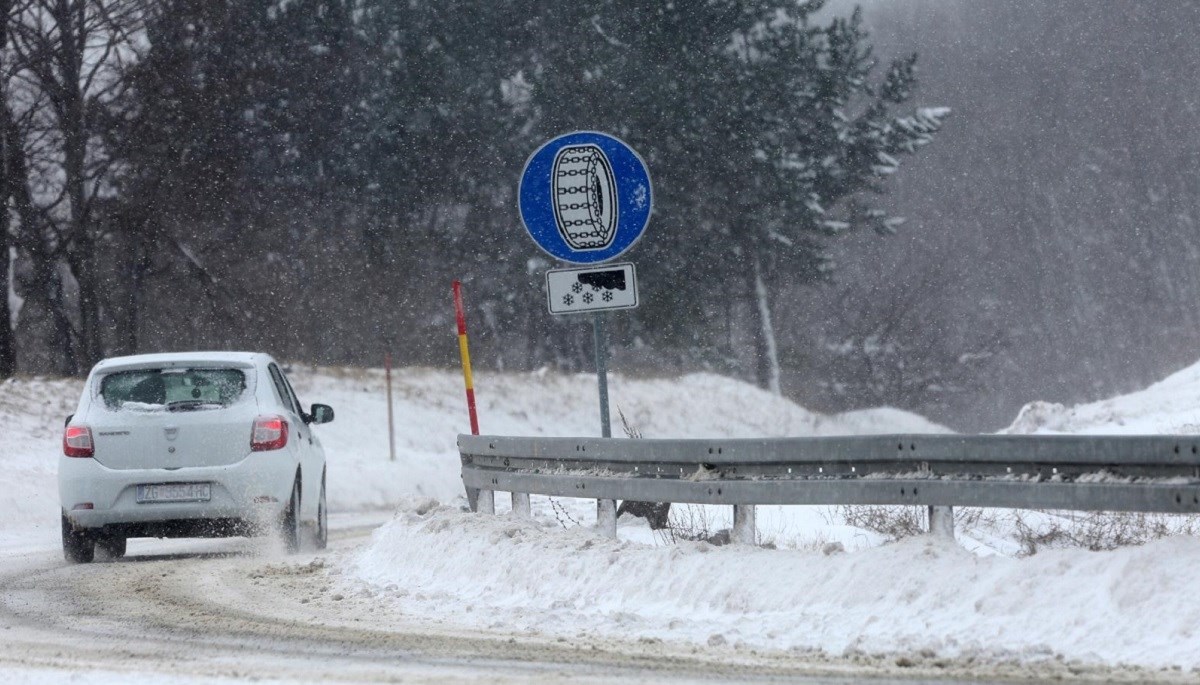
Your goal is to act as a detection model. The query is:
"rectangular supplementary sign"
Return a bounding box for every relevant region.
[546,262,638,315]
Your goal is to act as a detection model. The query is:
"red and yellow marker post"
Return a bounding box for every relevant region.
[452,280,480,435]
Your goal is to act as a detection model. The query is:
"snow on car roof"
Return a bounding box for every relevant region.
[90,351,272,375]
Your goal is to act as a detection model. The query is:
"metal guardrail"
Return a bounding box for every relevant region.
[458,434,1200,542]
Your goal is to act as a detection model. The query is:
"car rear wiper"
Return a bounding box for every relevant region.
[166,400,223,412]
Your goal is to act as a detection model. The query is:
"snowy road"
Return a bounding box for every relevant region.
[0,514,1042,685]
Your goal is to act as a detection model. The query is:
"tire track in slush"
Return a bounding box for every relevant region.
[0,524,823,683]
[0,521,1161,684]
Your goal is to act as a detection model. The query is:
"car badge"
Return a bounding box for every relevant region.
[164,426,179,441]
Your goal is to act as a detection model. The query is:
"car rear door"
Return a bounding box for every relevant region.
[271,365,322,509]
[88,366,258,471]
[266,363,311,475]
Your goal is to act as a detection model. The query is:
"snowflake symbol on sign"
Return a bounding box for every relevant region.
[571,282,583,294]
[582,292,594,304]
[563,294,574,306]
[602,291,613,302]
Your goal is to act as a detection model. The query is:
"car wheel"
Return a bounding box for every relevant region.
[96,534,127,560]
[315,476,328,551]
[61,514,95,564]
[281,476,301,554]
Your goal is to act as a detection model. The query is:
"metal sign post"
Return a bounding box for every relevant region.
[518,131,652,535]
[545,263,637,441]
[593,312,611,438]
[519,132,652,441]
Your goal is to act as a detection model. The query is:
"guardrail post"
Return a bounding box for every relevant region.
[596,499,617,538]
[477,489,495,515]
[928,505,954,539]
[732,504,756,545]
[511,492,531,518]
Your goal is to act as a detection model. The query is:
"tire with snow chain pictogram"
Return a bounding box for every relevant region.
[552,145,618,251]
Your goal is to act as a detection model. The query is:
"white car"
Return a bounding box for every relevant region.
[58,352,333,563]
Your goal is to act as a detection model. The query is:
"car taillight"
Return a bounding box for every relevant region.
[251,415,288,452]
[63,426,94,458]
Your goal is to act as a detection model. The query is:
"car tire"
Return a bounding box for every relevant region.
[314,476,328,551]
[96,534,127,560]
[61,514,95,564]
[281,476,301,554]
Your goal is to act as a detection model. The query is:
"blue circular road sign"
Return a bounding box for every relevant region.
[519,131,652,264]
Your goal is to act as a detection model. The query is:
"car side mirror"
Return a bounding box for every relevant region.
[310,404,334,425]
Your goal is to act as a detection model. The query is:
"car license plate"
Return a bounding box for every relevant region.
[136,482,211,503]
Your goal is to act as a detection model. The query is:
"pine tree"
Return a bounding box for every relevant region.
[522,1,948,390]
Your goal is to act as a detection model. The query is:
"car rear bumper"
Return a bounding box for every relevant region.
[59,451,297,533]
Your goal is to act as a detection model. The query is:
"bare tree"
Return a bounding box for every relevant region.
[7,0,145,371]
[5,94,78,375]
[0,0,15,378]
[800,264,1006,417]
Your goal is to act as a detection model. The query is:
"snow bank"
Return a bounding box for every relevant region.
[350,500,1200,670]
[1004,361,1200,435]
[0,376,82,548]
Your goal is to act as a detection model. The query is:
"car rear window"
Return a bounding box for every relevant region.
[99,368,247,411]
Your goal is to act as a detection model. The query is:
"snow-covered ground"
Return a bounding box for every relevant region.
[0,375,79,552]
[3,361,1200,678]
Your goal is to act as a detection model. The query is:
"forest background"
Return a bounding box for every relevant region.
[2,0,1196,432]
